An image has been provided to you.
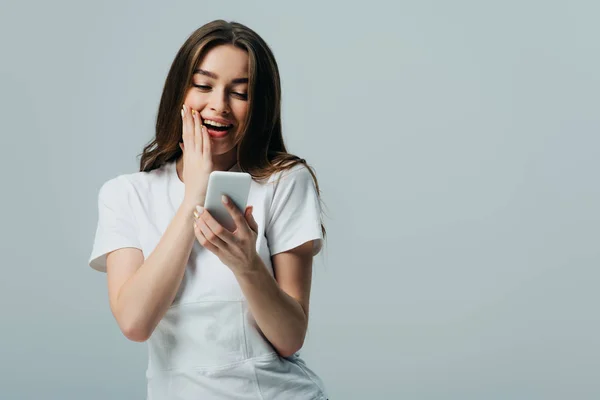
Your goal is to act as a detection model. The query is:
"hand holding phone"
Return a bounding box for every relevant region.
[203,171,252,232]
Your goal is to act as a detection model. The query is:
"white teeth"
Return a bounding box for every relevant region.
[203,119,231,128]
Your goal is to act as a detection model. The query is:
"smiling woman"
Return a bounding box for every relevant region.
[88,19,328,400]
[184,45,249,151]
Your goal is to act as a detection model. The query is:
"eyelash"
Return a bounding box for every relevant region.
[193,84,248,100]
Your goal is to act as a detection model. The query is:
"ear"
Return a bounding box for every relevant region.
[179,142,184,152]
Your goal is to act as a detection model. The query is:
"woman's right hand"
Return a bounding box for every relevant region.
[179,104,213,206]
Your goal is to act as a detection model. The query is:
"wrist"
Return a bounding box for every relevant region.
[181,196,203,211]
[234,252,264,279]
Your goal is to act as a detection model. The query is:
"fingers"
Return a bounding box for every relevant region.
[245,206,259,233]
[184,105,195,146]
[182,104,212,163]
[194,212,228,251]
[202,124,211,157]
[181,104,195,151]
[195,206,236,245]
[221,196,249,233]
[194,220,220,253]
[192,109,203,154]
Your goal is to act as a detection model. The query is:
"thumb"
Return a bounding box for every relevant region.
[245,206,258,232]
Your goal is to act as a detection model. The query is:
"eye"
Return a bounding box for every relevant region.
[193,84,211,91]
[232,92,248,100]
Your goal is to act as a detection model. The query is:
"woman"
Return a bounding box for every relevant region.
[88,20,328,400]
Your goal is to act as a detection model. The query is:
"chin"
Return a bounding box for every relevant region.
[210,142,237,157]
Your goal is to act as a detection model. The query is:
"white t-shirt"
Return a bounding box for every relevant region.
[88,159,327,400]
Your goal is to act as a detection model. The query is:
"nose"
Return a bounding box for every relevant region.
[208,89,230,115]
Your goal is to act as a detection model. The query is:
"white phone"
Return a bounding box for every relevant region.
[203,171,252,232]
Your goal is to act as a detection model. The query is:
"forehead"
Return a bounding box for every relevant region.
[196,44,249,80]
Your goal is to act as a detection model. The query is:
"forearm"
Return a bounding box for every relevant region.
[116,199,198,341]
[235,257,308,357]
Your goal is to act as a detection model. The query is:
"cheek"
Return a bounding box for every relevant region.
[232,103,249,123]
[183,91,207,109]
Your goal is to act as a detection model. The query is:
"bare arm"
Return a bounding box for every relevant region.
[107,104,213,341]
[193,195,317,357]
[107,199,197,342]
[234,241,314,357]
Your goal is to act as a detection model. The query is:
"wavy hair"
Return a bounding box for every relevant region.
[137,20,326,238]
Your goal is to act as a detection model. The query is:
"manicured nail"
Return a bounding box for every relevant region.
[196,205,204,214]
[222,195,229,204]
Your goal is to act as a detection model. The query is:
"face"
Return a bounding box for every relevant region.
[183,44,250,156]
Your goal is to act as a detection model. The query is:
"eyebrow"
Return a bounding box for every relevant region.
[194,69,248,84]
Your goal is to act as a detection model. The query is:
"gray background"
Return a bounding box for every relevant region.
[1,0,598,399]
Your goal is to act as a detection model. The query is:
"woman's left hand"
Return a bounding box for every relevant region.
[193,195,260,275]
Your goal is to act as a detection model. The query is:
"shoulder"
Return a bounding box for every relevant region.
[265,163,321,214]
[96,175,132,210]
[98,163,170,200]
[98,175,124,198]
[267,163,316,188]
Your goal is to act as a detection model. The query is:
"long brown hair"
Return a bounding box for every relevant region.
[137,20,326,238]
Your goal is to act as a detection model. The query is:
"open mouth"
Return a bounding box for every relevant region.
[203,119,233,138]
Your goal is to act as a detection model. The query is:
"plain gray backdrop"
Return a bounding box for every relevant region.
[1,0,598,399]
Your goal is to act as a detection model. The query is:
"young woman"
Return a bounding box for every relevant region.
[88,20,328,399]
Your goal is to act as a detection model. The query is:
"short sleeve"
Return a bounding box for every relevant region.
[266,164,324,256]
[88,176,142,273]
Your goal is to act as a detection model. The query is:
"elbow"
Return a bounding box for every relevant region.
[112,297,153,342]
[277,317,308,357]
[278,348,299,358]
[111,297,150,342]
[121,322,149,342]
[277,336,306,358]
[119,317,152,342]
[278,344,303,358]
[123,326,150,342]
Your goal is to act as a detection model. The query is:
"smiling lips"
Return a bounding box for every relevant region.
[202,117,233,138]
[203,118,232,127]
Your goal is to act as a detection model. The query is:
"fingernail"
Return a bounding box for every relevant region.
[222,195,229,204]
[196,205,204,214]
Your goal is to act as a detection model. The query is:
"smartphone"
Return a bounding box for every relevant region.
[203,171,252,232]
